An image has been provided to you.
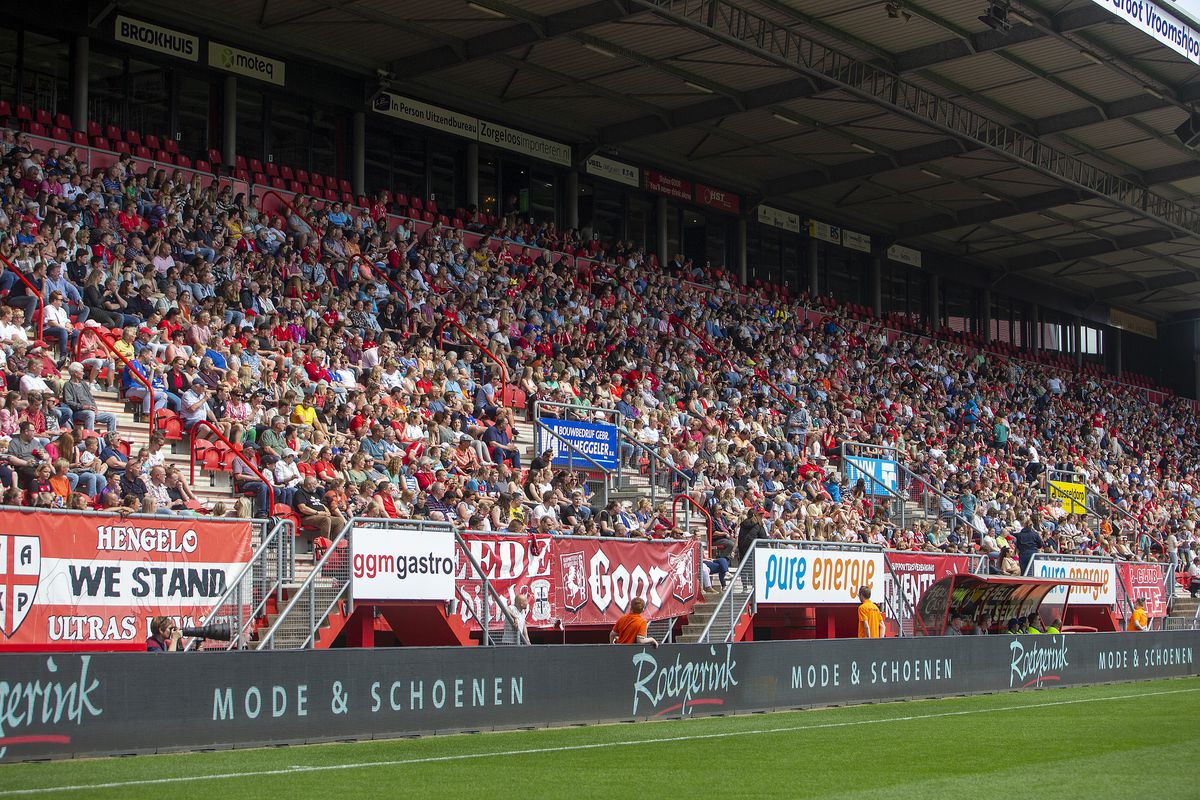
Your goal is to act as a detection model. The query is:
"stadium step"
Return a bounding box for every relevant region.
[676,583,753,643]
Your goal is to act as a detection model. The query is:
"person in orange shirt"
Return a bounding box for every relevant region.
[857,585,883,638]
[1127,597,1150,631]
[610,597,658,647]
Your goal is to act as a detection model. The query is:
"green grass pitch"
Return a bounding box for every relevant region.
[1,677,1196,799]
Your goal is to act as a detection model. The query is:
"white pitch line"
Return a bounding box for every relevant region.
[2,685,1197,797]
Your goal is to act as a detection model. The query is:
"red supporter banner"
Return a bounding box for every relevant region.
[694,183,740,214]
[1117,562,1169,618]
[883,552,973,629]
[454,534,702,629]
[645,169,692,202]
[555,537,700,625]
[0,511,253,652]
[454,533,557,631]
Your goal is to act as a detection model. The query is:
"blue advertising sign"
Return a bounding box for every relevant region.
[536,418,618,470]
[844,455,899,497]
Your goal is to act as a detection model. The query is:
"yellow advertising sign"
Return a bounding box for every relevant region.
[1048,480,1088,514]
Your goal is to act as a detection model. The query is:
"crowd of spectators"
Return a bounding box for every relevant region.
[0,126,1196,576]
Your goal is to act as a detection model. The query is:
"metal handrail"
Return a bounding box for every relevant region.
[438,312,508,396]
[190,419,274,515]
[0,253,44,340]
[696,538,762,643]
[261,189,320,236]
[186,517,294,651]
[620,428,691,506]
[258,515,354,650]
[453,529,526,645]
[89,328,155,438]
[532,418,612,506]
[671,493,712,554]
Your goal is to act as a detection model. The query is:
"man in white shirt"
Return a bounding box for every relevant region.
[273,449,303,490]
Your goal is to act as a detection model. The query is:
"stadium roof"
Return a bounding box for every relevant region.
[125,0,1200,319]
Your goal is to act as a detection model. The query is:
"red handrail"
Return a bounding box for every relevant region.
[189,419,274,516]
[671,493,713,555]
[348,254,411,313]
[261,189,320,237]
[0,253,44,341]
[437,312,508,397]
[90,328,155,438]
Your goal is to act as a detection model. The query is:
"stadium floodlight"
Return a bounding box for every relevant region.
[920,168,940,178]
[773,113,801,125]
[885,2,912,21]
[684,81,715,94]
[851,142,876,154]
[979,1,1012,31]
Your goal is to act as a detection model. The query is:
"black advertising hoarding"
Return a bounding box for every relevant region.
[0,631,1196,761]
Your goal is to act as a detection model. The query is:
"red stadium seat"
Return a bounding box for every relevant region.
[144,134,161,150]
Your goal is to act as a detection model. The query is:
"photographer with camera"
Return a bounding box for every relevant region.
[146,615,183,652]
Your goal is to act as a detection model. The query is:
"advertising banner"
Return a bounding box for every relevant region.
[887,243,922,268]
[645,170,693,202]
[554,537,700,624]
[0,511,252,652]
[1117,562,1169,618]
[2,632,1194,761]
[883,552,973,620]
[843,229,871,253]
[350,528,456,602]
[808,219,841,245]
[1086,0,1200,65]
[372,91,479,139]
[586,155,640,187]
[844,456,899,497]
[536,417,618,470]
[208,42,285,86]
[1048,480,1088,514]
[754,546,884,604]
[477,120,572,167]
[757,204,801,233]
[1028,556,1116,605]
[694,183,740,214]
[114,15,199,61]
[454,534,557,630]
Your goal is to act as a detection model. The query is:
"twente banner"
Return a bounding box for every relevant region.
[0,632,1194,761]
[0,511,252,652]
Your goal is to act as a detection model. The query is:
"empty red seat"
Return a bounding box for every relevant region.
[26,122,47,136]
[427,200,438,214]
[270,177,285,189]
[71,131,88,146]
[15,104,32,121]
[156,410,183,440]
[234,154,247,171]
[288,180,304,193]
[294,169,309,184]
[112,140,130,154]
[104,124,121,141]
[86,120,101,137]
[324,188,338,202]
[252,172,266,185]
[164,139,179,154]
[125,130,141,146]
[0,100,10,120]
[248,158,263,174]
[234,168,250,182]
[144,133,161,150]
[175,154,191,168]
[339,179,352,194]
[50,127,69,141]
[134,145,151,159]
[206,148,222,165]
[394,193,408,208]
[54,112,72,130]
[409,196,423,212]
[35,108,52,126]
[194,159,210,173]
[279,165,293,180]
[264,161,278,177]
[90,136,110,150]
[324,175,337,190]
[308,183,323,197]
[155,149,172,163]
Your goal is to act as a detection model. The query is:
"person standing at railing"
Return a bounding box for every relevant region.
[609,597,657,648]
[1127,598,1150,632]
[857,586,884,638]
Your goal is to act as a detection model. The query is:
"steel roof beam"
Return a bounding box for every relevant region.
[1092,271,1199,300]
[895,188,1090,238]
[1003,229,1178,273]
[390,0,635,77]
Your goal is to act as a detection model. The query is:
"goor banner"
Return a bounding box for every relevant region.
[1118,562,1169,618]
[555,537,699,625]
[350,528,456,602]
[454,533,556,631]
[755,546,884,604]
[0,510,252,652]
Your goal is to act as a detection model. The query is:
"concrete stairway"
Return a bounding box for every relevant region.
[676,579,754,643]
[1164,593,1198,630]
